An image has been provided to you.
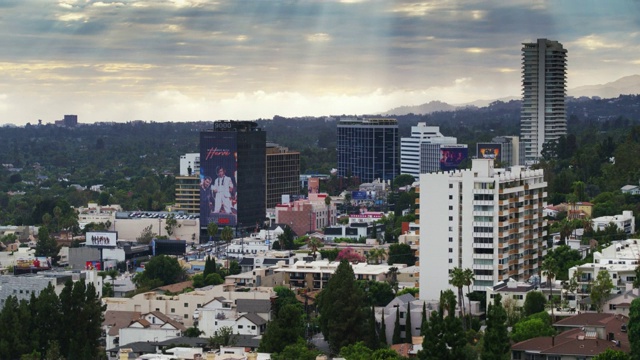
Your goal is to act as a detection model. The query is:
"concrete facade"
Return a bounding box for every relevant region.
[419,159,547,301]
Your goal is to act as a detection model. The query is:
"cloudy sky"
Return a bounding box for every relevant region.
[0,0,638,125]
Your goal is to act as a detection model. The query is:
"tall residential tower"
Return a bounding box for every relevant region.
[521,39,567,165]
[418,159,547,301]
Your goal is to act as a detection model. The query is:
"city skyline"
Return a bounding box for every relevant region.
[1,0,639,125]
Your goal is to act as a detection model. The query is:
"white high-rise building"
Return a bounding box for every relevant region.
[521,38,567,165]
[400,123,457,179]
[179,153,200,176]
[418,159,547,301]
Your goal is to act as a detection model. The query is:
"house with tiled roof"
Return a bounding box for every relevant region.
[198,297,272,337]
[511,313,630,360]
[102,310,141,353]
[119,311,187,347]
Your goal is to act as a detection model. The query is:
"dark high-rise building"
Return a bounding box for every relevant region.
[266,143,300,208]
[200,121,265,233]
[337,118,399,183]
[521,38,567,165]
[63,115,77,127]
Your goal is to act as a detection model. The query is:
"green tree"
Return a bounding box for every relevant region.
[419,290,466,360]
[392,306,402,344]
[590,269,614,313]
[271,338,321,360]
[523,291,547,316]
[208,326,237,348]
[307,236,324,258]
[510,316,555,343]
[164,213,181,237]
[221,226,234,256]
[207,222,218,243]
[387,243,415,266]
[277,226,295,250]
[203,256,217,278]
[259,304,305,353]
[357,280,395,307]
[593,348,631,360]
[449,267,466,321]
[35,226,60,265]
[33,284,61,357]
[136,224,155,244]
[317,260,369,354]
[482,293,509,360]
[629,298,640,359]
[393,174,416,188]
[541,257,559,319]
[134,255,186,289]
[405,302,413,344]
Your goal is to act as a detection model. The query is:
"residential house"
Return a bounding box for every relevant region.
[592,210,635,235]
[197,297,272,337]
[119,311,187,346]
[511,313,630,359]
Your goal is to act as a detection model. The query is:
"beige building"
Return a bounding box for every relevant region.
[273,260,405,290]
[103,284,274,328]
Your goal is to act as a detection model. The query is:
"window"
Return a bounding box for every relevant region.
[449,216,453,221]
[449,237,453,242]
[449,248,453,253]
[449,184,453,188]
[251,326,256,330]
[449,206,453,210]
[238,325,244,329]
[609,304,617,310]
[400,312,405,318]
[171,308,175,313]
[449,259,453,264]
[449,195,453,200]
[184,314,188,319]
[184,303,188,307]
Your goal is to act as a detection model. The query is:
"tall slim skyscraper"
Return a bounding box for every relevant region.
[337,118,399,183]
[521,38,567,165]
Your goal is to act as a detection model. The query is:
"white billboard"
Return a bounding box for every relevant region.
[86,231,118,248]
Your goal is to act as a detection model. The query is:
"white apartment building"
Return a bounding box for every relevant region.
[179,153,200,176]
[400,123,457,179]
[419,159,547,301]
[521,39,567,165]
[592,210,635,235]
[568,239,640,307]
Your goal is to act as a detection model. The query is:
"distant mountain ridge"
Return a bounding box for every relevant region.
[385,75,640,116]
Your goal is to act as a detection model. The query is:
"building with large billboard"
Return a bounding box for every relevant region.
[419,159,547,301]
[420,143,468,173]
[337,118,399,183]
[521,39,567,165]
[266,143,300,209]
[477,136,522,167]
[200,122,266,233]
[401,123,457,179]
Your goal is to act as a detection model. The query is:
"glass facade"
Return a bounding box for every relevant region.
[337,118,399,183]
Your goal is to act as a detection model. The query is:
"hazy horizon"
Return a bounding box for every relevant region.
[1,1,639,125]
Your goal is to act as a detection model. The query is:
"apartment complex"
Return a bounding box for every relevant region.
[521,38,567,165]
[337,118,399,183]
[400,123,457,178]
[419,159,547,300]
[266,143,300,208]
[174,176,200,214]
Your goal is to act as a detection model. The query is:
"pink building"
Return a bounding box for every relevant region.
[275,194,336,236]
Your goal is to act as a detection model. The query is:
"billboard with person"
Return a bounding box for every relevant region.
[86,231,117,248]
[477,143,502,162]
[308,177,319,194]
[200,130,238,228]
[439,147,468,171]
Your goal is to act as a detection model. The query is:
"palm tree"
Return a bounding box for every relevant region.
[541,257,559,319]
[449,267,466,321]
[367,248,386,265]
[462,268,475,320]
[307,237,324,258]
[220,226,234,261]
[388,267,399,294]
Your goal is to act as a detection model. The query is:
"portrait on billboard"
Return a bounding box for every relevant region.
[439,147,468,171]
[308,177,319,194]
[200,132,238,227]
[477,143,502,162]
